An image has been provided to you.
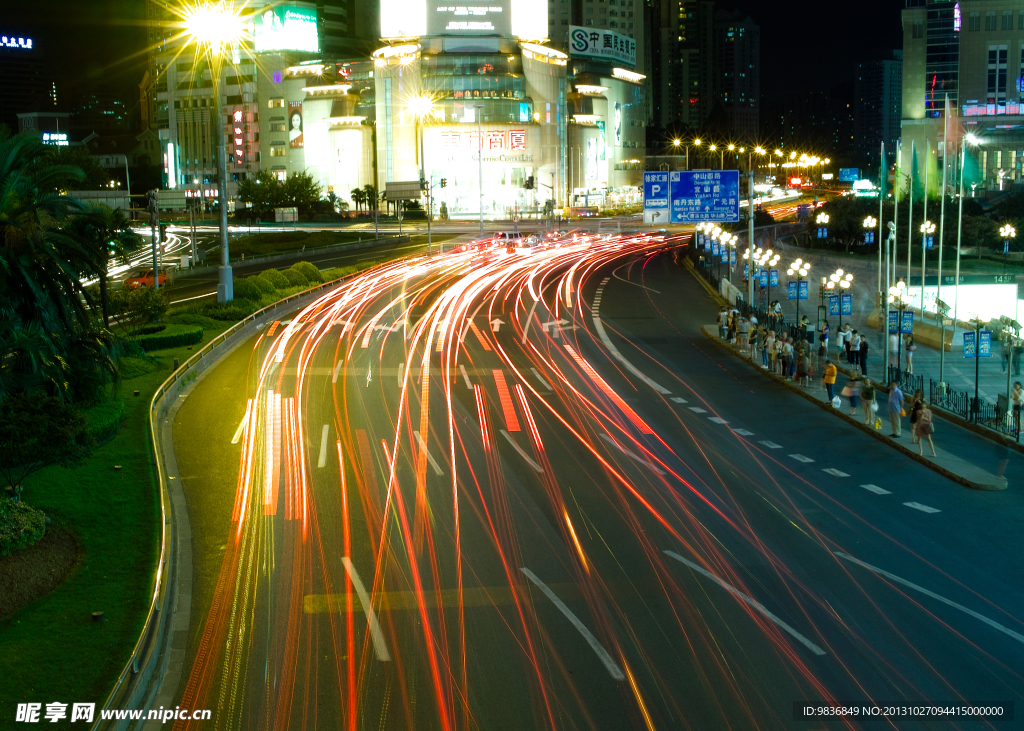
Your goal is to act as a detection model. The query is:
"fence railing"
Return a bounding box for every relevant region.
[926,378,1021,442]
[886,366,924,399]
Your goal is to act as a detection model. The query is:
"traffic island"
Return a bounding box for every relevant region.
[699,325,1008,492]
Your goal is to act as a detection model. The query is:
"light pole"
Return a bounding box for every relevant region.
[475,103,485,238]
[711,227,723,282]
[183,2,243,302]
[409,95,439,254]
[786,257,811,336]
[1000,223,1016,275]
[746,146,766,307]
[827,269,853,332]
[968,315,990,423]
[999,315,1022,427]
[693,139,702,170]
[919,220,935,316]
[887,281,911,380]
[816,212,830,245]
[955,134,981,325]
[710,144,718,169]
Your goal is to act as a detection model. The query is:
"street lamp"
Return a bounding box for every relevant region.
[475,103,485,237]
[1000,223,1016,275]
[887,281,912,380]
[919,220,936,316]
[967,314,991,423]
[786,257,811,336]
[816,212,830,244]
[183,1,245,302]
[408,94,440,254]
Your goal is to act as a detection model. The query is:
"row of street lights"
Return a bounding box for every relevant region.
[668,140,824,174]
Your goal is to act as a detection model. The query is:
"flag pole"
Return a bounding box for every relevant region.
[937,93,950,324]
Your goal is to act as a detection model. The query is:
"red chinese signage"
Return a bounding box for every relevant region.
[439,129,527,152]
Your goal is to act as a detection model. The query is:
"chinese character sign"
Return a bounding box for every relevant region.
[668,170,741,223]
[438,129,528,152]
[568,26,637,66]
[888,310,899,334]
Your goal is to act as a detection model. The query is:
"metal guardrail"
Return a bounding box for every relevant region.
[928,377,1021,442]
[92,261,401,730]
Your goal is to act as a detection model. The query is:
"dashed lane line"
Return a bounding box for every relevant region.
[670,397,688,404]
[341,558,391,661]
[789,454,815,463]
[332,359,343,384]
[860,484,892,495]
[599,433,666,476]
[413,430,444,476]
[500,430,543,473]
[759,441,782,449]
[903,502,940,514]
[663,551,827,656]
[708,417,728,424]
[459,364,473,390]
[317,424,330,468]
[822,468,849,477]
[732,429,755,436]
[531,367,552,391]
[688,407,707,414]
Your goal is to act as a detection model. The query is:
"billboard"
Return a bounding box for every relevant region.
[288,102,303,148]
[254,6,319,53]
[838,168,859,182]
[568,26,636,67]
[380,0,545,39]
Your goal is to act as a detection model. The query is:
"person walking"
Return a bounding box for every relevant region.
[796,347,809,387]
[888,331,900,369]
[782,337,795,379]
[850,330,861,367]
[888,380,904,437]
[859,336,870,377]
[823,359,837,403]
[904,334,916,374]
[842,372,862,416]
[861,379,877,426]
[915,402,937,457]
[1012,381,1023,434]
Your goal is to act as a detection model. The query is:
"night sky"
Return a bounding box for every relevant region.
[4,0,904,110]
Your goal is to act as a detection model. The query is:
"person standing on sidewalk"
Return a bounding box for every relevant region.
[718,307,729,339]
[836,324,848,364]
[888,331,900,368]
[764,329,775,369]
[904,334,916,373]
[843,372,862,415]
[850,330,861,367]
[909,389,924,445]
[915,402,937,457]
[861,379,877,425]
[1012,381,1023,434]
[738,316,750,350]
[888,381,904,437]
[859,336,870,376]
[823,359,837,402]
[781,337,794,380]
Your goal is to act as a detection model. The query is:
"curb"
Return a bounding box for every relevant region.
[699,325,1007,492]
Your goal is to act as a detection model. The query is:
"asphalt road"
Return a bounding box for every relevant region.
[170,232,1024,730]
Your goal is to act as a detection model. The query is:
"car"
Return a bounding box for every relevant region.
[123,269,169,289]
[493,231,525,245]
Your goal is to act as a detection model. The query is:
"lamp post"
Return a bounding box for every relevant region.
[955,134,981,325]
[936,296,951,390]
[746,146,766,307]
[887,281,911,381]
[816,212,830,245]
[862,215,877,303]
[999,315,1022,427]
[786,257,811,336]
[409,95,440,254]
[1000,223,1016,275]
[183,2,243,303]
[919,220,935,316]
[826,269,853,332]
[968,315,990,423]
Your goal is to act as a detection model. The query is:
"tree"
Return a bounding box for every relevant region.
[236,169,285,218]
[283,171,322,214]
[350,187,364,214]
[108,286,168,339]
[30,144,109,192]
[65,204,142,328]
[363,184,378,215]
[0,392,93,501]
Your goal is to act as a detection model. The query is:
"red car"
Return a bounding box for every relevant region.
[124,269,168,289]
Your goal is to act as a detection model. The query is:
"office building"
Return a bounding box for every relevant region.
[712,9,758,139]
[0,33,53,131]
[855,51,902,169]
[649,0,713,132]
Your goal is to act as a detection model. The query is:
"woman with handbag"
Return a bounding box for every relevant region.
[842,374,862,416]
[914,402,937,457]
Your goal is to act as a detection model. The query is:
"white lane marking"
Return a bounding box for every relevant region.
[903,502,941,514]
[789,454,815,463]
[459,364,473,390]
[332,359,343,383]
[414,430,444,476]
[835,552,1024,647]
[519,568,625,681]
[688,407,707,414]
[317,424,330,468]
[708,417,729,424]
[601,277,610,284]
[663,551,827,656]
[760,440,782,449]
[531,367,552,390]
[860,484,892,495]
[599,433,666,475]
[521,297,543,344]
[732,429,755,436]
[500,429,543,473]
[592,316,673,395]
[822,468,849,477]
[612,261,661,293]
[342,558,391,662]
[670,397,688,404]
[231,399,252,444]
[398,361,405,386]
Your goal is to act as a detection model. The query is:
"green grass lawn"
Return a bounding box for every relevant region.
[0,323,231,714]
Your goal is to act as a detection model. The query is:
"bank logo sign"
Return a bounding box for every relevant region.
[568,26,636,67]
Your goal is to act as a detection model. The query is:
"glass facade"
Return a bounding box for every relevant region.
[925,0,959,116]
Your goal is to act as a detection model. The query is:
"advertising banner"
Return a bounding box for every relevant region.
[828,296,840,316]
[798,280,808,300]
[788,282,797,300]
[254,6,319,53]
[770,269,779,287]
[901,311,914,334]
[964,331,976,358]
[568,26,636,66]
[288,102,303,148]
[888,310,899,334]
[841,293,852,315]
[759,271,768,287]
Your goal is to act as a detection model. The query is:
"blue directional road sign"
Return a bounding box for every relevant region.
[841,293,852,315]
[642,172,669,211]
[668,170,740,223]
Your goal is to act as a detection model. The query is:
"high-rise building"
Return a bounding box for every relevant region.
[855,51,902,169]
[712,9,758,139]
[0,33,53,131]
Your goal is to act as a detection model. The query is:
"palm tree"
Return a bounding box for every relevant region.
[65,204,142,328]
[350,187,364,214]
[363,184,378,215]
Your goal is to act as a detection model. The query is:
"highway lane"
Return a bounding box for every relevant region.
[171,233,1023,730]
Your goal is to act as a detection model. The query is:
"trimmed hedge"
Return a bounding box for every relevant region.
[261,268,289,289]
[166,313,221,329]
[232,277,262,301]
[249,275,275,295]
[283,268,308,286]
[85,400,126,444]
[0,500,46,558]
[291,261,322,284]
[137,324,204,352]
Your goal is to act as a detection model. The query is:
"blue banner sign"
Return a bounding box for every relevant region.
[926,235,934,250]
[888,310,899,334]
[759,271,768,287]
[828,296,840,316]
[729,249,736,264]
[980,330,992,357]
[721,247,729,263]
[798,280,808,300]
[901,311,914,334]
[642,172,669,210]
[841,293,852,315]
[1005,240,1010,255]
[839,168,860,182]
[743,263,749,279]
[787,281,797,300]
[964,331,976,358]
[711,241,719,255]
[668,170,741,223]
[770,269,779,287]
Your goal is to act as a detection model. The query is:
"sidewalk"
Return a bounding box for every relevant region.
[699,324,1009,491]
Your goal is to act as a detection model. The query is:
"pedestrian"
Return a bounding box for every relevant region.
[1012,381,1023,434]
[842,324,853,364]
[782,337,794,379]
[909,389,924,444]
[819,321,830,362]
[888,380,904,437]
[915,402,937,457]
[772,299,783,326]
[843,373,862,416]
[764,329,775,369]
[836,324,847,361]
[888,331,900,368]
[904,334,916,374]
[859,335,870,376]
[738,316,750,350]
[850,330,861,367]
[718,307,729,339]
[727,313,737,345]
[796,347,809,386]
[823,358,837,402]
[748,321,759,359]
[861,379,877,426]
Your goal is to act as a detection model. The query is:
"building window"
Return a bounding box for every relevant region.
[561,19,567,24]
[912,20,924,38]
[970,12,980,31]
[986,12,997,31]
[1019,11,1024,30]
[270,122,286,132]
[268,98,284,108]
[988,45,1008,101]
[1004,11,1014,30]
[585,19,593,24]
[270,146,286,157]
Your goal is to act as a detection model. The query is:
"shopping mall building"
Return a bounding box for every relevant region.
[149,1,646,215]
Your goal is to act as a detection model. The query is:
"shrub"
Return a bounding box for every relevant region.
[248,275,275,295]
[284,268,308,286]
[291,261,323,284]
[0,500,47,557]
[194,301,258,321]
[85,400,126,444]
[261,268,289,288]
[139,324,166,335]
[166,313,221,329]
[232,277,262,301]
[137,324,204,352]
